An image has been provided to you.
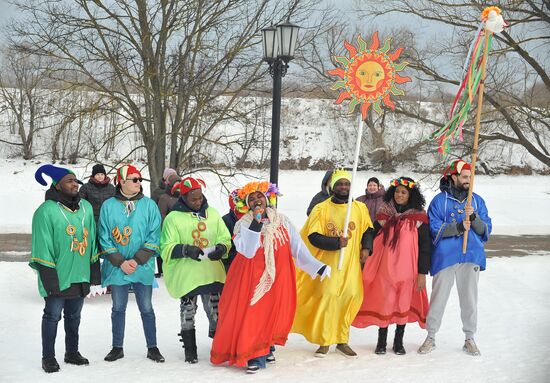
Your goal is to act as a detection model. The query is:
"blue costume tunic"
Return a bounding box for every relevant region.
[99,195,161,286]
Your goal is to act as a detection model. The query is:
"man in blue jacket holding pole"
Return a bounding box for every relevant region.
[418,159,491,356]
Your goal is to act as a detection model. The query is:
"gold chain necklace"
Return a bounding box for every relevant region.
[58,202,89,256]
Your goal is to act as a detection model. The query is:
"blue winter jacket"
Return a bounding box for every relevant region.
[428,183,492,276]
[99,193,161,286]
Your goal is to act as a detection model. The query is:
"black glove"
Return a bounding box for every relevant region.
[183,245,203,261]
[457,221,465,234]
[469,212,477,222]
[208,244,227,261]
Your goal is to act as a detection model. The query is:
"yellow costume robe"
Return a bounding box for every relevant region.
[293,198,372,346]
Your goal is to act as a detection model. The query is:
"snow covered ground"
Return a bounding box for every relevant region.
[1,159,549,382]
[1,255,549,382]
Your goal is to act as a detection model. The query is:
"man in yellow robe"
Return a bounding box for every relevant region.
[293,169,373,358]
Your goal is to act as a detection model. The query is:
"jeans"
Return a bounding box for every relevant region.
[248,346,275,369]
[111,283,157,348]
[41,296,84,358]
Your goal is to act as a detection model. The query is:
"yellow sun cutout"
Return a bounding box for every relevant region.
[328,32,411,119]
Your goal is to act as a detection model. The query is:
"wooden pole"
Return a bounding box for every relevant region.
[338,113,363,270]
[463,29,492,254]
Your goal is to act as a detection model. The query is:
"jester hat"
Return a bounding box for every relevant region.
[35,164,82,186]
[444,159,471,177]
[115,164,142,184]
[180,176,206,195]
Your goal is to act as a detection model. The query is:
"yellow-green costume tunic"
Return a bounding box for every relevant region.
[293,199,372,345]
[160,204,232,299]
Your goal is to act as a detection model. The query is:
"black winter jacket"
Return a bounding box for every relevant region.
[79,179,116,223]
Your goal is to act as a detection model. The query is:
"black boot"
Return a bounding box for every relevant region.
[42,357,60,373]
[375,327,388,354]
[147,347,165,363]
[64,351,89,365]
[392,324,406,355]
[104,347,124,362]
[178,329,198,364]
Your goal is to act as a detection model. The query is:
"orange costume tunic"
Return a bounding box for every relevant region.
[210,209,325,367]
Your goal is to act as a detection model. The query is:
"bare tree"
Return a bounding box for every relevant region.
[355,0,550,168]
[8,0,323,190]
[0,49,52,159]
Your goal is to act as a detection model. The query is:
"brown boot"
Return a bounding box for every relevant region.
[336,343,358,358]
[314,345,330,358]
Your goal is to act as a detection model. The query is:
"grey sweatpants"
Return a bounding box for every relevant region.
[426,263,480,340]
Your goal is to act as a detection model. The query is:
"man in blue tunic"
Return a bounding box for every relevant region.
[99,164,165,363]
[418,159,492,356]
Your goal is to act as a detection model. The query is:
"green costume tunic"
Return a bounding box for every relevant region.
[160,206,231,299]
[30,200,98,297]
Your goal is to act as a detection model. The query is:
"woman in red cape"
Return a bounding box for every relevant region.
[210,182,329,373]
[353,177,431,355]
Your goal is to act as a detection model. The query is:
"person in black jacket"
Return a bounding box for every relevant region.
[353,177,431,356]
[79,164,116,225]
[221,190,245,271]
[306,170,333,216]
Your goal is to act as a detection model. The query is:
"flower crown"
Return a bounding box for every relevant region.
[231,181,281,214]
[390,177,418,189]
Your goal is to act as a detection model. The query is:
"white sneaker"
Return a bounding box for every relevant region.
[418,336,436,354]
[463,339,481,356]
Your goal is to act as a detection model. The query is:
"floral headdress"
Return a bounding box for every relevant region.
[389,177,418,189]
[231,181,281,214]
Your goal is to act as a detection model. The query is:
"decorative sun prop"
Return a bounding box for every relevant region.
[328,32,411,119]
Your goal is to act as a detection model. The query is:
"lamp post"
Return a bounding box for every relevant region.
[262,22,300,186]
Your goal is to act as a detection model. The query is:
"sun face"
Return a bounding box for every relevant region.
[328,32,411,119]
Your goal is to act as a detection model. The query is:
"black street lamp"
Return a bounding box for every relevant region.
[262,22,300,186]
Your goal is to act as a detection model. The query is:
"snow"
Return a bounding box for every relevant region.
[1,255,549,382]
[1,158,550,381]
[2,159,549,235]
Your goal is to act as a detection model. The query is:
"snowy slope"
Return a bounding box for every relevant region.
[2,159,549,235]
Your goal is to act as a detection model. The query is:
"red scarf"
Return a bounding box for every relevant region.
[376,201,428,249]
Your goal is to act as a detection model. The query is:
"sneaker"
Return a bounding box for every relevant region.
[104,347,124,362]
[336,343,358,358]
[246,365,260,374]
[418,336,436,354]
[463,339,481,356]
[314,345,330,358]
[64,351,89,365]
[42,357,60,373]
[147,347,165,363]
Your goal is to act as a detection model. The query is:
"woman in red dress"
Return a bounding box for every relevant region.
[210,181,330,373]
[353,177,431,355]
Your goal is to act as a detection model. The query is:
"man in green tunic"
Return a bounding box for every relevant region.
[160,176,231,363]
[31,164,101,373]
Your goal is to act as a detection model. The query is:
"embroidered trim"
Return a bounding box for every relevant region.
[30,257,56,267]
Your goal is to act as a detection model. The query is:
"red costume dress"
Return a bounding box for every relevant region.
[353,203,430,329]
[210,208,326,367]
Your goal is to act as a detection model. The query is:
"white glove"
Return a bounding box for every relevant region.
[87,285,107,298]
[320,265,331,281]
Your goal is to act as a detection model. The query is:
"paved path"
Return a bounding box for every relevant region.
[0,233,548,262]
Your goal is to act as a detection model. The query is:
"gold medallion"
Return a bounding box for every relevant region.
[66,225,77,236]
